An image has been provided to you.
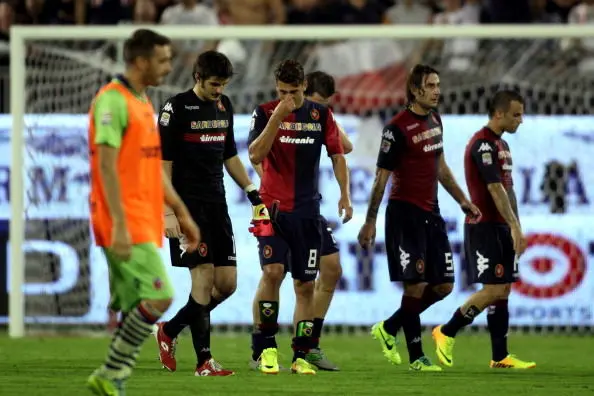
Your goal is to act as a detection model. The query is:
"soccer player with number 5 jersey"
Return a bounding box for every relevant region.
[358,64,481,371]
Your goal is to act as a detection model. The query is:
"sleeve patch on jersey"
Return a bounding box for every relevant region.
[381,139,392,153]
[482,152,492,165]
[159,112,170,126]
[162,102,173,113]
[100,111,112,126]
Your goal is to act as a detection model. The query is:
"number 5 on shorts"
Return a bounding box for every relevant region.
[308,249,318,268]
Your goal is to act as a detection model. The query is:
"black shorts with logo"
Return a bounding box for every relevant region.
[385,200,454,283]
[320,215,339,256]
[257,212,323,282]
[464,223,518,284]
[169,201,236,269]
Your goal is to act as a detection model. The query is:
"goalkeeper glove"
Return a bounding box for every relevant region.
[245,185,274,237]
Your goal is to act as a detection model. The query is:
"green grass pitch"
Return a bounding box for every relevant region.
[1,332,593,395]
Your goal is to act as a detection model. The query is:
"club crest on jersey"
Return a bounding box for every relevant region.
[310,108,320,121]
[216,100,226,112]
[199,243,208,257]
[153,278,163,290]
[263,245,273,259]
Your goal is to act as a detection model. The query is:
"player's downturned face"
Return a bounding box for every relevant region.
[503,100,524,133]
[276,81,305,107]
[198,77,230,101]
[145,45,172,86]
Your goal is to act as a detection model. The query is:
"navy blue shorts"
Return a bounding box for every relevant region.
[385,200,454,284]
[257,212,323,282]
[464,223,518,284]
[169,201,236,269]
[320,215,339,256]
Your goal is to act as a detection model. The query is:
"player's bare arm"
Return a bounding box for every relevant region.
[98,144,131,260]
[98,145,126,226]
[248,96,295,164]
[338,125,353,154]
[224,155,254,189]
[507,186,520,221]
[487,183,526,255]
[161,159,182,239]
[161,169,200,252]
[358,167,391,248]
[437,153,481,220]
[331,154,353,223]
[252,162,264,179]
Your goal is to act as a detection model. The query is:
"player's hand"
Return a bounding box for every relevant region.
[511,225,527,257]
[177,213,201,252]
[460,200,482,223]
[164,212,182,239]
[111,222,132,261]
[358,222,376,249]
[273,95,296,119]
[248,204,275,237]
[338,195,353,224]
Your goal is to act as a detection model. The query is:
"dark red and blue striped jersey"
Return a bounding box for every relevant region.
[248,99,344,217]
[376,108,444,213]
[464,127,514,224]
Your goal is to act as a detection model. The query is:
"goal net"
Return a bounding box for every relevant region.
[7,25,594,337]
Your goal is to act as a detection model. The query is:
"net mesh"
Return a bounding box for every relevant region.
[17,35,593,332]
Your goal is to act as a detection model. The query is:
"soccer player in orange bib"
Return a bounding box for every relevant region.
[86,29,200,396]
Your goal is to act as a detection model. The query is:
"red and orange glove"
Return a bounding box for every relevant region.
[246,185,274,237]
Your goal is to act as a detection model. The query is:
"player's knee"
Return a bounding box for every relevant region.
[262,264,285,286]
[403,282,426,298]
[141,298,172,317]
[215,279,237,299]
[432,282,453,298]
[320,254,342,289]
[484,284,511,302]
[294,279,315,299]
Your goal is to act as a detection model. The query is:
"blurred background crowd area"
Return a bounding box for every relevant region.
[1,0,593,31]
[2,0,594,115]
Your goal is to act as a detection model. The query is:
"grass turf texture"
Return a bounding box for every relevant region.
[1,332,593,395]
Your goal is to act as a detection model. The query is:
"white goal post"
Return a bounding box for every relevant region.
[8,24,594,338]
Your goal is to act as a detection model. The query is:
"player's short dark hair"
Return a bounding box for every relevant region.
[193,50,234,82]
[406,64,439,103]
[488,90,525,118]
[274,59,305,85]
[123,29,171,65]
[304,71,336,98]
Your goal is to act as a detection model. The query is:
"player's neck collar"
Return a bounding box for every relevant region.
[115,74,146,101]
[406,105,431,119]
[485,125,503,138]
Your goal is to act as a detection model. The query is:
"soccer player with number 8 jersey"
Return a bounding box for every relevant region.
[247,60,353,375]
